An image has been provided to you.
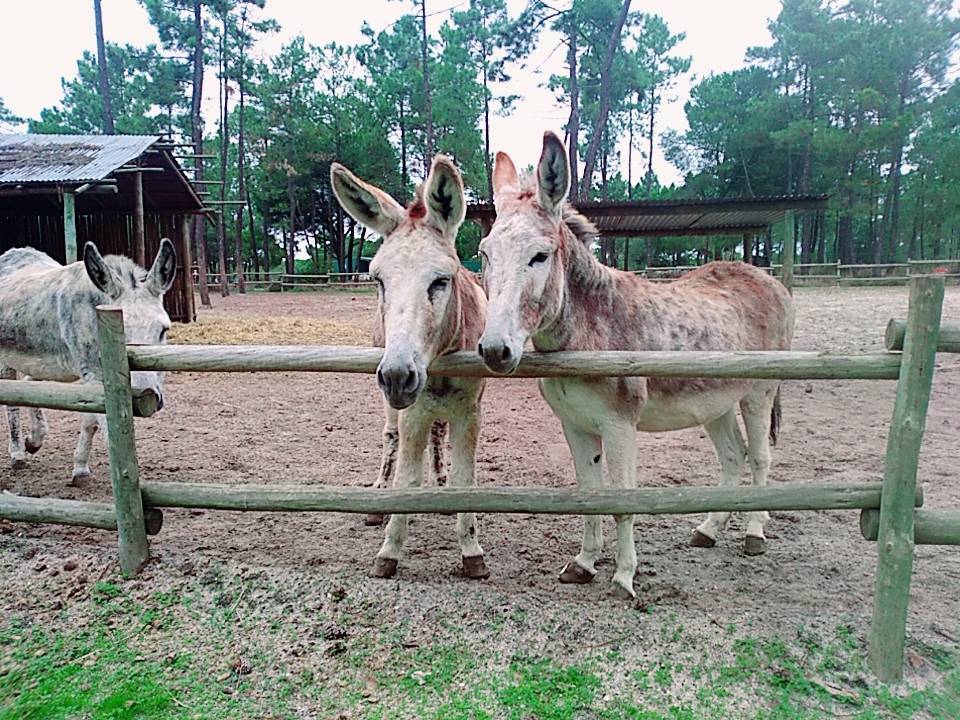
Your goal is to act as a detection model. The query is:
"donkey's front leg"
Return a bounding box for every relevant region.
[1,367,26,470]
[371,409,431,578]
[71,413,104,484]
[21,377,48,454]
[603,423,639,599]
[448,406,488,579]
[558,420,604,584]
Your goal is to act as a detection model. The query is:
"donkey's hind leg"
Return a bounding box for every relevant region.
[367,402,400,526]
[71,413,101,484]
[1,366,27,470]
[692,409,746,548]
[739,384,779,556]
[22,378,48,454]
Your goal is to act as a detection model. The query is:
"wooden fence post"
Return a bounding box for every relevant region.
[96,306,150,577]
[781,210,795,293]
[868,276,944,681]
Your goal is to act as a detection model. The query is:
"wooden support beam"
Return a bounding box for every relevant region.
[96,307,150,577]
[63,191,77,263]
[127,346,904,381]
[884,319,960,353]
[139,481,919,516]
[781,210,795,293]
[0,493,163,534]
[868,276,944,682]
[179,215,196,322]
[0,379,156,417]
[860,509,960,546]
[133,171,146,267]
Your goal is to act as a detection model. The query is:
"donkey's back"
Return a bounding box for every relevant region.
[0,246,61,279]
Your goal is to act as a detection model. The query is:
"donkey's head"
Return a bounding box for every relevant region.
[478,131,573,374]
[83,239,176,407]
[331,156,467,409]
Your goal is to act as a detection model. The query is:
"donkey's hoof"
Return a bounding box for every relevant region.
[608,582,636,601]
[370,557,398,579]
[70,472,92,487]
[690,530,716,548]
[559,561,595,584]
[24,439,41,455]
[10,457,27,471]
[462,555,490,580]
[744,536,767,556]
[364,513,386,526]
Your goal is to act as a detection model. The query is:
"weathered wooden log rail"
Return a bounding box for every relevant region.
[1,276,957,683]
[139,482,921,516]
[127,346,904,380]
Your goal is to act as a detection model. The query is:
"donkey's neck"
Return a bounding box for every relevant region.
[532,231,619,352]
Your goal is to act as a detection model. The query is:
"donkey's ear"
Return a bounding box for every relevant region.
[83,242,122,299]
[423,155,465,236]
[330,163,405,238]
[492,151,520,205]
[147,238,178,296]
[536,131,570,217]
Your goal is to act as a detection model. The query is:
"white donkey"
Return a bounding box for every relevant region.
[331,156,490,580]
[477,132,795,599]
[0,240,176,485]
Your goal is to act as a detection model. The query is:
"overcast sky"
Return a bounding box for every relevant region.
[0,0,786,185]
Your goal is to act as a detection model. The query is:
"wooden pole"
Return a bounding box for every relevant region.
[133,171,146,267]
[0,379,157,417]
[868,276,944,682]
[139,481,920,516]
[781,210,795,293]
[63,191,77,263]
[884,318,960,353]
[96,306,150,577]
[179,215,196,322]
[0,493,163,535]
[860,509,960,546]
[126,345,904,381]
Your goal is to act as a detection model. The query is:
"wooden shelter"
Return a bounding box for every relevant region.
[0,134,206,323]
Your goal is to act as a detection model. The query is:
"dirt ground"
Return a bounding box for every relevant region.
[2,284,959,718]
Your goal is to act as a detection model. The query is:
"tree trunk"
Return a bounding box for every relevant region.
[566,15,580,202]
[93,0,114,134]
[579,0,631,198]
[482,58,493,201]
[419,0,434,161]
[216,8,230,297]
[191,0,210,307]
[233,12,248,294]
[646,87,656,181]
[246,189,259,280]
[261,217,271,277]
[286,178,297,276]
[399,100,408,191]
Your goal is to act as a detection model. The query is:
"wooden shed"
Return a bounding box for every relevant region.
[0,134,205,323]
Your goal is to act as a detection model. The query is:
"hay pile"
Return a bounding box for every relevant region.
[169,316,371,346]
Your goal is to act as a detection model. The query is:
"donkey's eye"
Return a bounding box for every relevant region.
[428,277,450,301]
[529,252,549,267]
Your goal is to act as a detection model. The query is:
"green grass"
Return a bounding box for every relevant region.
[1,574,958,720]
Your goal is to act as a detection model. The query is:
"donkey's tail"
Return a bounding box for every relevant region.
[769,387,782,446]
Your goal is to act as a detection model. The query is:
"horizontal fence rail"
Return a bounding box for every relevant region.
[0,492,163,534]
[128,346,904,380]
[860,509,960,546]
[0,380,160,417]
[139,482,922,516]
[885,319,960,353]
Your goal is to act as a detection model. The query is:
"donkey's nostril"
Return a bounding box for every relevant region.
[404,369,418,392]
[377,369,386,387]
[501,345,512,362]
[477,342,484,357]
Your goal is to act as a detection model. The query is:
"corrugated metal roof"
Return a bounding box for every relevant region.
[0,134,159,184]
[466,195,831,238]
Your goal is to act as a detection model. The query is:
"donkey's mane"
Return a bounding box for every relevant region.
[517,172,599,244]
[102,254,149,290]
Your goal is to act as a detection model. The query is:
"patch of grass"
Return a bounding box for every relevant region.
[497,657,601,720]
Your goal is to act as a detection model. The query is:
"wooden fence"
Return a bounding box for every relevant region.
[0,276,957,682]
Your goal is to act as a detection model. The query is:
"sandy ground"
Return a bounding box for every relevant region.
[2,284,959,715]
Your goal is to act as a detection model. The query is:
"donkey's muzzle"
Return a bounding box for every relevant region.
[377,362,423,410]
[478,340,519,375]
